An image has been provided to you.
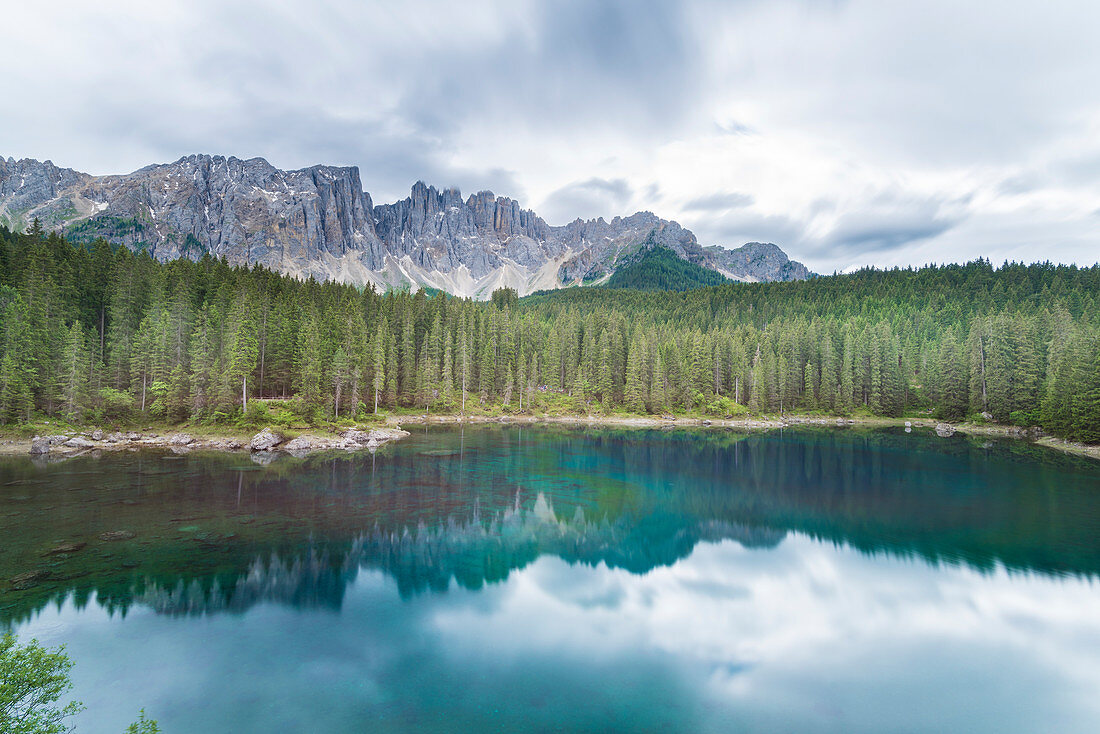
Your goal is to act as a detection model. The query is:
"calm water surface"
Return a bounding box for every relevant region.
[2,426,1100,733]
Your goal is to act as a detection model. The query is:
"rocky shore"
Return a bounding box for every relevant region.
[3,414,1093,462]
[12,426,410,459]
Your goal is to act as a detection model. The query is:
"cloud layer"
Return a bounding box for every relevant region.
[19,536,1100,732]
[4,0,1098,272]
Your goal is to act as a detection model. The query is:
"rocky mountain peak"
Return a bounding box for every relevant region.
[0,153,813,297]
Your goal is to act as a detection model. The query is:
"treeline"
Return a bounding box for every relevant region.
[1,224,1099,442]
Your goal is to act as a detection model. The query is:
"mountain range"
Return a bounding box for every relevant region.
[0,154,811,297]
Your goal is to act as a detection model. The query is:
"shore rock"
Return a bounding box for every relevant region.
[30,437,51,455]
[91,428,105,440]
[341,428,374,445]
[364,427,410,446]
[249,428,285,452]
[168,433,194,446]
[1007,425,1045,440]
[935,423,957,437]
[64,436,96,449]
[282,435,340,453]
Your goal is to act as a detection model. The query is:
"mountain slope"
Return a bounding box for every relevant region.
[0,154,812,297]
[603,243,730,291]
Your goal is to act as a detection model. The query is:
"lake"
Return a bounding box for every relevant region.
[3,425,1100,733]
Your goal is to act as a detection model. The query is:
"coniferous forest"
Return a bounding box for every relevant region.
[1,223,1099,443]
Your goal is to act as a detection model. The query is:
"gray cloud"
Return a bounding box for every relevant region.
[683,192,755,211]
[687,210,806,251]
[541,178,635,223]
[821,212,960,256]
[2,0,1099,269]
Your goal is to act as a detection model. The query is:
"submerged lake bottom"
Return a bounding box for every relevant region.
[2,425,1100,733]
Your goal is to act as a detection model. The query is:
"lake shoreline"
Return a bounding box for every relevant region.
[0,426,411,459]
[3,413,1095,461]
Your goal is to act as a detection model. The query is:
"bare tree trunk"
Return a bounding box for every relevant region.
[242,375,247,412]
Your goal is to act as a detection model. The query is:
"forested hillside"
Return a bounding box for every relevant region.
[601,245,729,291]
[2,224,1099,442]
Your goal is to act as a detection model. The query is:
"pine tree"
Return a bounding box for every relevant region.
[624,334,648,413]
[1071,334,1100,442]
[224,297,259,413]
[56,322,90,419]
[803,360,817,410]
[819,334,837,412]
[296,308,324,414]
[839,331,855,414]
[596,332,614,405]
[479,335,496,404]
[749,348,766,413]
[371,321,386,414]
[649,350,667,413]
[188,304,218,418]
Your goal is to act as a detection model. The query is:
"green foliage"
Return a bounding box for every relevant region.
[64,215,147,244]
[602,244,728,291]
[1009,410,1038,427]
[0,632,83,734]
[1,226,1099,442]
[706,395,749,417]
[239,399,271,427]
[96,387,135,421]
[125,709,161,734]
[489,287,519,309]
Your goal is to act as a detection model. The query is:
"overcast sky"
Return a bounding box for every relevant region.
[6,0,1099,273]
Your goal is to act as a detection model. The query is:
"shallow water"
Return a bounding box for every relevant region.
[3,426,1100,733]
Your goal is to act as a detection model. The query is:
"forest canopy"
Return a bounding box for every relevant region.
[1,224,1098,442]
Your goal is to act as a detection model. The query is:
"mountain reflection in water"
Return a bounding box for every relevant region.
[2,425,1099,624]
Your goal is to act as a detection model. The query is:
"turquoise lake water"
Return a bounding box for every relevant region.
[3,425,1100,733]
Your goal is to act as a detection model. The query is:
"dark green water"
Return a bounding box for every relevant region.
[3,426,1100,733]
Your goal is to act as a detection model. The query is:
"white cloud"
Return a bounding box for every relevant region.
[2,0,1098,271]
[21,535,1100,732]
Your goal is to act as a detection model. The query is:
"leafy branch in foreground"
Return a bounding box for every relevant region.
[125,710,161,733]
[0,632,161,733]
[0,631,83,734]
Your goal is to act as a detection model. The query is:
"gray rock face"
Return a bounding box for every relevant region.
[281,435,335,453]
[30,436,51,455]
[249,428,285,452]
[705,242,812,282]
[935,423,957,437]
[63,436,96,449]
[1,154,813,297]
